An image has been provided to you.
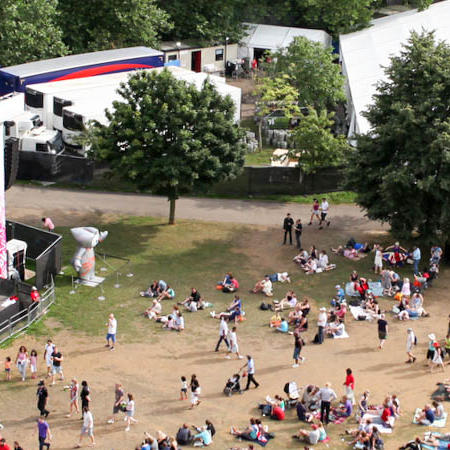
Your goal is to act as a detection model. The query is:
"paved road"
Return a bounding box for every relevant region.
[6,185,385,231]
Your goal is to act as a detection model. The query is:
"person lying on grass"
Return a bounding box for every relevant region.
[210,295,243,322]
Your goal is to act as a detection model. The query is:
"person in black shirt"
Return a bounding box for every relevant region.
[294,219,303,249]
[283,213,294,245]
[377,314,388,349]
[179,288,202,309]
[80,380,90,419]
[36,380,49,417]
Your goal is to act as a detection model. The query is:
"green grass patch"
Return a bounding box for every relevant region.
[244,147,273,166]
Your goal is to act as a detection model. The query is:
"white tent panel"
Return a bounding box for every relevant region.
[340,0,450,135]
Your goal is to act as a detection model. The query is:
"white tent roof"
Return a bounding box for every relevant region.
[241,23,332,50]
[340,0,450,135]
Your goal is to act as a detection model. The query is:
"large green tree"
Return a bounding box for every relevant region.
[345,31,450,242]
[290,108,349,174]
[254,74,300,150]
[267,36,346,112]
[0,0,67,67]
[293,0,377,36]
[88,70,245,224]
[157,0,246,43]
[58,0,171,53]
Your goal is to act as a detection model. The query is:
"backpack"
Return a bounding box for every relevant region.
[260,302,269,311]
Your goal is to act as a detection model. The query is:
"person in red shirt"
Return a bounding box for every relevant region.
[0,438,11,450]
[381,405,391,427]
[343,368,355,405]
[271,405,285,421]
[31,287,40,303]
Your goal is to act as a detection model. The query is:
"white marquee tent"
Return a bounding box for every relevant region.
[239,23,332,59]
[340,0,450,137]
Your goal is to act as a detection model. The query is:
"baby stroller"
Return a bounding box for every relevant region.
[224,373,242,396]
[283,381,300,409]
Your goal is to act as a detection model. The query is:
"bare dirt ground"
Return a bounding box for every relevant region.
[0,194,448,450]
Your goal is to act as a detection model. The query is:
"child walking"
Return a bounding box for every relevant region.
[4,357,11,381]
[125,393,137,431]
[30,350,38,379]
[180,376,188,400]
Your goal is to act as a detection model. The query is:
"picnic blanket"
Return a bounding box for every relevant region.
[349,306,372,321]
[345,281,384,297]
[413,408,448,428]
[333,330,350,339]
[362,413,393,433]
[314,408,349,425]
[239,434,273,447]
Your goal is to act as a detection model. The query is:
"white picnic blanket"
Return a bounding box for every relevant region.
[413,408,448,428]
[333,330,349,339]
[362,413,393,433]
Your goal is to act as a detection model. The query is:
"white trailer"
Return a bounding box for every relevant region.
[25,71,137,129]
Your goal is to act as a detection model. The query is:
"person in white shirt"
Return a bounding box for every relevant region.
[76,406,95,447]
[226,326,243,360]
[319,382,337,424]
[174,312,185,332]
[125,393,137,432]
[241,355,259,390]
[44,339,55,378]
[316,307,327,344]
[106,313,117,350]
[251,276,273,297]
[406,328,416,363]
[319,198,330,229]
[215,317,230,352]
[374,244,383,274]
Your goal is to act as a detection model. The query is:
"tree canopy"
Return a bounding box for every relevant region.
[345,30,450,242]
[57,0,172,53]
[290,108,349,174]
[266,36,346,112]
[88,70,245,224]
[0,0,67,67]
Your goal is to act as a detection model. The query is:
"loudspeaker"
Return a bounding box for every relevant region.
[4,137,19,190]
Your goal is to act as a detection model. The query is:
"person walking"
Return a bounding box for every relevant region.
[318,382,337,425]
[412,246,421,275]
[292,331,305,368]
[107,383,125,424]
[319,198,330,229]
[189,374,201,409]
[125,393,137,431]
[308,199,320,226]
[37,416,52,450]
[316,307,327,345]
[282,213,294,245]
[343,368,355,405]
[80,381,91,419]
[377,314,388,349]
[15,346,28,381]
[242,355,259,391]
[50,346,64,385]
[66,378,80,418]
[37,380,50,418]
[294,219,303,249]
[76,406,95,447]
[374,244,383,274]
[226,326,243,360]
[406,328,416,363]
[214,316,230,352]
[106,313,117,350]
[44,339,55,378]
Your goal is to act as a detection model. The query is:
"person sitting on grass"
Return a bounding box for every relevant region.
[326,319,346,338]
[303,257,318,275]
[157,285,175,301]
[210,295,243,322]
[145,299,162,320]
[140,280,159,298]
[220,273,240,293]
[193,425,212,446]
[251,276,273,297]
[292,423,321,445]
[335,395,353,417]
[258,395,285,420]
[269,311,282,328]
[288,305,303,325]
[179,288,205,312]
[275,291,297,311]
[230,418,259,440]
[275,318,289,333]
[416,404,435,425]
[293,248,309,266]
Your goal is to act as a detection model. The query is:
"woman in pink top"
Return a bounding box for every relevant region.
[41,217,55,232]
[15,345,29,381]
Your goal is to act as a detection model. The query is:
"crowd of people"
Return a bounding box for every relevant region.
[0,201,448,450]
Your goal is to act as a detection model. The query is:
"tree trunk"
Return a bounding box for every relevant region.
[168,197,176,225]
[258,119,263,152]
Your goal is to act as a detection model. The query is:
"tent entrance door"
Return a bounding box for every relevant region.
[191,51,201,72]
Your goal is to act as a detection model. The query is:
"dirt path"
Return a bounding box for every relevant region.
[6,185,386,232]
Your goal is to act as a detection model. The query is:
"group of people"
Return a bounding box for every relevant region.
[293,245,336,274]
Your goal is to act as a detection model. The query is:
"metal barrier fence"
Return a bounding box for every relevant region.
[0,279,55,345]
